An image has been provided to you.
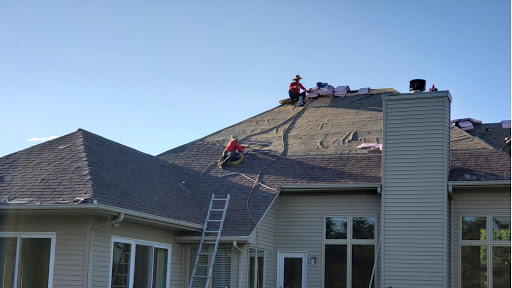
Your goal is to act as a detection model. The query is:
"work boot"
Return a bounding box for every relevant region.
[297,96,304,106]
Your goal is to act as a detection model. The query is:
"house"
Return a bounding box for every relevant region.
[0,88,510,288]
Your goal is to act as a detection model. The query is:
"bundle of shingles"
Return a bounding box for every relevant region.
[451,118,483,131]
[334,85,350,97]
[308,84,337,98]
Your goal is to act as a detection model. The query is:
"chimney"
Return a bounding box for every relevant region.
[381,84,451,287]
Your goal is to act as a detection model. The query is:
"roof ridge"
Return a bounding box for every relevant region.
[74,129,96,201]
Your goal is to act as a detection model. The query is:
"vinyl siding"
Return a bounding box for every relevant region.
[248,200,278,288]
[451,187,511,288]
[277,192,381,288]
[2,215,88,288]
[382,92,451,288]
[89,216,182,288]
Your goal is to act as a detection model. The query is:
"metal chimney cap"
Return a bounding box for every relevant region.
[409,79,426,92]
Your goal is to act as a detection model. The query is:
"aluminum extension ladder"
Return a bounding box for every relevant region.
[188,193,230,288]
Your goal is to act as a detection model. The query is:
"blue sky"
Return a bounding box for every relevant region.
[1,0,510,157]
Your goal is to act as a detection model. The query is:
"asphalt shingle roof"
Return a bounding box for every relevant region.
[0,129,204,225]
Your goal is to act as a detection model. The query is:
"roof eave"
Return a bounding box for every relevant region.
[448,180,511,188]
[280,183,382,193]
[173,235,250,243]
[0,203,203,231]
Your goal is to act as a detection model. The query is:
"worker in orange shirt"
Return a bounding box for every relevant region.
[219,135,247,168]
[289,75,307,107]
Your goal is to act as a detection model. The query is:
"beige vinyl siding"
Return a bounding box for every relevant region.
[248,200,278,288]
[2,215,88,288]
[382,92,451,288]
[452,187,511,288]
[89,216,182,288]
[277,192,381,288]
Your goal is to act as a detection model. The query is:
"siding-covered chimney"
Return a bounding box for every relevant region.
[381,90,451,288]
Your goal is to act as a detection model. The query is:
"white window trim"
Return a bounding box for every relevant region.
[248,246,266,288]
[276,251,307,288]
[0,232,56,288]
[458,213,511,288]
[109,236,172,288]
[322,215,378,288]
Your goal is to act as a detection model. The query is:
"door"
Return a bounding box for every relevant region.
[277,252,307,288]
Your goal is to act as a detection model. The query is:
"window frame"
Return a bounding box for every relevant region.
[109,236,172,288]
[458,214,511,288]
[248,246,265,288]
[186,244,233,288]
[322,215,378,288]
[0,232,56,288]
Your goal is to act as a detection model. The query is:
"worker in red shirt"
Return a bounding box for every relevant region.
[289,75,307,107]
[219,135,247,168]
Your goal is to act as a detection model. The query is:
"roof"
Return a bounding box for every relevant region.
[158,91,510,236]
[1,88,509,237]
[464,122,511,152]
[0,129,204,226]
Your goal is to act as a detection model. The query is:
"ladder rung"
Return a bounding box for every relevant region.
[212,198,229,201]
[208,219,222,222]
[210,208,225,211]
[199,252,213,255]
[193,275,208,278]
[195,264,210,267]
[205,230,219,233]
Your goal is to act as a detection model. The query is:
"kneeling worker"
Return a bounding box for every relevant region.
[289,75,307,106]
[219,135,247,168]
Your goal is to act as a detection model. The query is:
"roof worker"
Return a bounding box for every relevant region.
[218,135,247,168]
[289,75,307,107]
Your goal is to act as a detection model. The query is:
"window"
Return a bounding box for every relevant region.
[248,248,265,288]
[188,245,232,288]
[460,215,511,288]
[0,233,55,288]
[110,238,171,288]
[324,216,376,288]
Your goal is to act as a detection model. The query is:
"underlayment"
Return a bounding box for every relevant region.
[203,89,397,155]
[203,88,494,156]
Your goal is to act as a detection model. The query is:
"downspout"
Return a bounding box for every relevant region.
[232,241,243,253]
[234,241,244,288]
[86,213,125,288]
[448,185,454,287]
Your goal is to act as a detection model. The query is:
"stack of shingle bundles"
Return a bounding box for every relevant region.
[451,118,482,131]
[318,85,335,96]
[357,87,370,94]
[334,85,350,97]
[307,87,319,98]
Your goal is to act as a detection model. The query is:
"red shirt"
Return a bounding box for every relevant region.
[289,81,307,94]
[225,140,246,153]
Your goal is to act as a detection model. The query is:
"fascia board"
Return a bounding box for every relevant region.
[448,180,511,188]
[280,183,382,192]
[173,235,250,243]
[0,203,203,231]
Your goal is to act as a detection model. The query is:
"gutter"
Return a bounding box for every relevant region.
[0,203,203,231]
[447,180,511,188]
[174,235,250,243]
[280,183,382,192]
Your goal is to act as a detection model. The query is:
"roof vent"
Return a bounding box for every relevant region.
[409,79,426,93]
